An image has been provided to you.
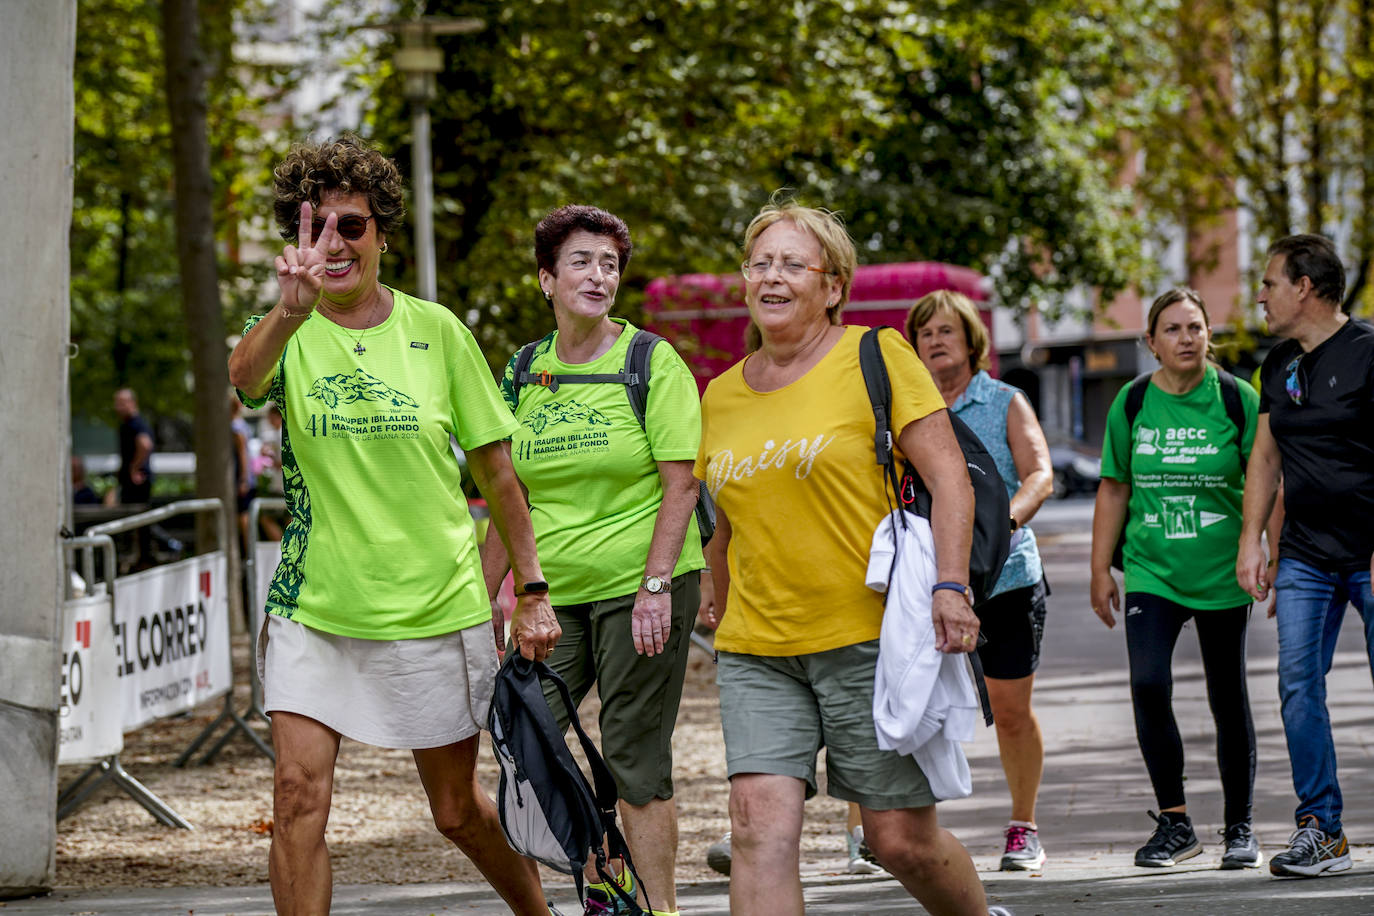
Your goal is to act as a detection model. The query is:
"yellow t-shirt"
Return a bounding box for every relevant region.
[695,326,944,656]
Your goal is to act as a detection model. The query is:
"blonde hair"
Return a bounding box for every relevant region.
[905,289,991,373]
[742,196,857,326]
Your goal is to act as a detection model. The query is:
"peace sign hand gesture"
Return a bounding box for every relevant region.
[274,201,339,316]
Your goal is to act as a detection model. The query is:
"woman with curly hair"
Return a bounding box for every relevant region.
[228,134,562,915]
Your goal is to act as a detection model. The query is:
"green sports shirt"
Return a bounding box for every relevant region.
[499,319,706,605]
[239,288,518,639]
[1100,366,1258,609]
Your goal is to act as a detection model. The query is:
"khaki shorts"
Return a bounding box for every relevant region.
[542,572,700,806]
[717,640,936,811]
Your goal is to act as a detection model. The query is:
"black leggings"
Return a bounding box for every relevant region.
[1124,592,1256,827]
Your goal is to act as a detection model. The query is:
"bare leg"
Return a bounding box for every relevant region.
[728,774,806,916]
[985,674,1044,824]
[269,712,341,916]
[413,736,548,916]
[862,805,987,916]
[618,796,679,912]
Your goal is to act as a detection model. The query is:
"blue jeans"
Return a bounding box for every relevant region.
[1273,557,1374,834]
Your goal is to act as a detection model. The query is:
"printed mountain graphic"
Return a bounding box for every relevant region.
[307,369,419,409]
[523,399,612,436]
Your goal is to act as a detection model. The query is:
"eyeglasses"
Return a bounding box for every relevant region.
[1284,354,1305,405]
[741,259,836,281]
[310,213,376,242]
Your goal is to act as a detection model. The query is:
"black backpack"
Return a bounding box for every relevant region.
[488,655,647,913]
[512,329,716,544]
[1110,368,1247,570]
[858,327,1012,604]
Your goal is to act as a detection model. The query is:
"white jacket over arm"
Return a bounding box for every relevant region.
[867,510,979,800]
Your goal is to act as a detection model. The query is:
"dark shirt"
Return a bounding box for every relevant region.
[73,484,100,505]
[1259,318,1374,572]
[117,414,155,501]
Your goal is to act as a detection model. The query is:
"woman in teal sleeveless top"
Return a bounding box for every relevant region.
[908,289,1055,873]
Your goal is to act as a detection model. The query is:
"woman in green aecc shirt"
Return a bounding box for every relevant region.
[1090,287,1263,873]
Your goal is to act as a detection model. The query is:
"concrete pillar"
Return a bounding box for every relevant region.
[0,0,76,897]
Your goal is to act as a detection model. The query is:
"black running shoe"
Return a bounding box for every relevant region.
[1220,822,1263,869]
[1134,810,1201,867]
[1269,815,1352,878]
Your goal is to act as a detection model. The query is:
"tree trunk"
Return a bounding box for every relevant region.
[159,0,242,630]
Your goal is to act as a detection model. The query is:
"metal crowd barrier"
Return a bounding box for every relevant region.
[57,532,192,829]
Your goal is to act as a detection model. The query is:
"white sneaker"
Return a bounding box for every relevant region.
[846,825,884,874]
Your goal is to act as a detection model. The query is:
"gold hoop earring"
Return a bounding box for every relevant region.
[380,242,388,254]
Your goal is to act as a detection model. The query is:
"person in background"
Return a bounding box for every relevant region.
[113,387,154,505]
[697,198,1005,916]
[1092,288,1262,870]
[229,393,257,551]
[71,455,101,505]
[907,290,1054,871]
[227,134,562,916]
[484,204,705,916]
[1239,234,1374,878]
[255,403,286,541]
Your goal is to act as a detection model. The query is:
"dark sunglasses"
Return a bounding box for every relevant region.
[310,213,376,242]
[1284,354,1305,405]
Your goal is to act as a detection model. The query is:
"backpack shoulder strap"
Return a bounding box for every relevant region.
[1122,371,1152,429]
[1216,368,1246,448]
[623,330,664,431]
[858,327,903,500]
[511,339,545,406]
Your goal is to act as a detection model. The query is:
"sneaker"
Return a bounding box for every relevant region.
[584,865,637,915]
[1269,815,1352,877]
[706,831,732,876]
[846,825,884,874]
[999,822,1046,871]
[1134,810,1201,867]
[988,908,1017,916]
[549,905,567,916]
[1219,822,1263,870]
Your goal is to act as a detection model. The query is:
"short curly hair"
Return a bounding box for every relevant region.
[273,134,406,242]
[534,205,633,277]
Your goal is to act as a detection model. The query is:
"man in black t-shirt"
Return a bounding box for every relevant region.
[114,387,155,504]
[1238,234,1374,879]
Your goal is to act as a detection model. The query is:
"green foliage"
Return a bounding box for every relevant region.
[71,0,283,429]
[304,0,1160,367]
[1135,0,1374,316]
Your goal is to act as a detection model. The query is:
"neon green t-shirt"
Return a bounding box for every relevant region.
[498,319,706,605]
[695,326,945,656]
[239,288,518,639]
[1100,365,1258,609]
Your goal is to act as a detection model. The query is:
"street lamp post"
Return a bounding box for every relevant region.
[386,17,483,303]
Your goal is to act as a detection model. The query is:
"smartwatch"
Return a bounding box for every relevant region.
[932,581,974,606]
[514,580,549,597]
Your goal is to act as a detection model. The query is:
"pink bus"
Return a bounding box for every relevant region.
[643,261,993,393]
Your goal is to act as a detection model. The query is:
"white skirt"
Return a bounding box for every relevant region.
[258,614,497,749]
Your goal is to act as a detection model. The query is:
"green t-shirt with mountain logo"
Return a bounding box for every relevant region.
[239,288,518,640]
[1100,365,1258,609]
[499,319,706,605]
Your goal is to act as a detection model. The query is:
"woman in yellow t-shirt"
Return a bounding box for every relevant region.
[694,199,992,916]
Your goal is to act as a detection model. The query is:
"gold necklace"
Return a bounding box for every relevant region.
[326,298,381,356]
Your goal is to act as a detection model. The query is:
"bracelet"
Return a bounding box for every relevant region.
[702,566,712,574]
[279,303,313,320]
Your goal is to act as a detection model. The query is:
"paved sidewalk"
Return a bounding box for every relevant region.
[7,653,1374,915]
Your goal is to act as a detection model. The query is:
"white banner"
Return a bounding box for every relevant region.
[112,553,232,732]
[57,594,123,763]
